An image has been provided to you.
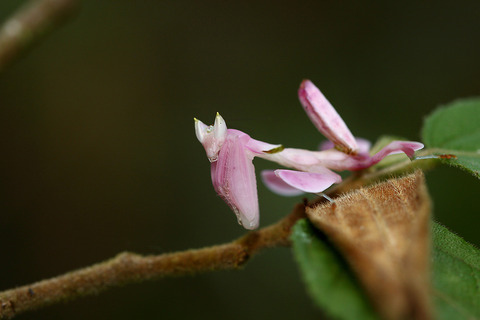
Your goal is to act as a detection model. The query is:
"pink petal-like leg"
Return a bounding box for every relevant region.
[299,79,358,154]
[261,170,305,196]
[274,169,342,194]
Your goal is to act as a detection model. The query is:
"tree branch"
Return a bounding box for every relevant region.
[0,0,80,71]
[0,203,306,319]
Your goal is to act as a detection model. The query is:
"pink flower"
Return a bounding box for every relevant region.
[195,80,424,229]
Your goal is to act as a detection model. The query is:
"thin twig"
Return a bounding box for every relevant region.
[0,204,306,319]
[0,0,80,71]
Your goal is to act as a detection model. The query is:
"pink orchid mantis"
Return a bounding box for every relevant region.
[195,80,424,230]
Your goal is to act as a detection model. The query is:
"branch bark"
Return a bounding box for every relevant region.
[0,0,80,71]
[0,203,306,319]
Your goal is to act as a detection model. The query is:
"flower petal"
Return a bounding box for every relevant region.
[298,79,358,154]
[274,169,342,194]
[211,130,259,230]
[261,170,305,196]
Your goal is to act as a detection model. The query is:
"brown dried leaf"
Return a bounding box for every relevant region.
[306,171,432,320]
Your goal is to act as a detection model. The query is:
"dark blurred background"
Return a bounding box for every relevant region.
[0,1,479,319]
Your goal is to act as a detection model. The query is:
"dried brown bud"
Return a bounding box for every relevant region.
[307,171,432,320]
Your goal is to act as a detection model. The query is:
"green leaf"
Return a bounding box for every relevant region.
[291,219,378,320]
[432,222,480,319]
[422,98,480,178]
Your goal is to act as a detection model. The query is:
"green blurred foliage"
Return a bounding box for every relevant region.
[432,223,480,319]
[423,98,480,177]
[0,1,479,319]
[291,219,378,320]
